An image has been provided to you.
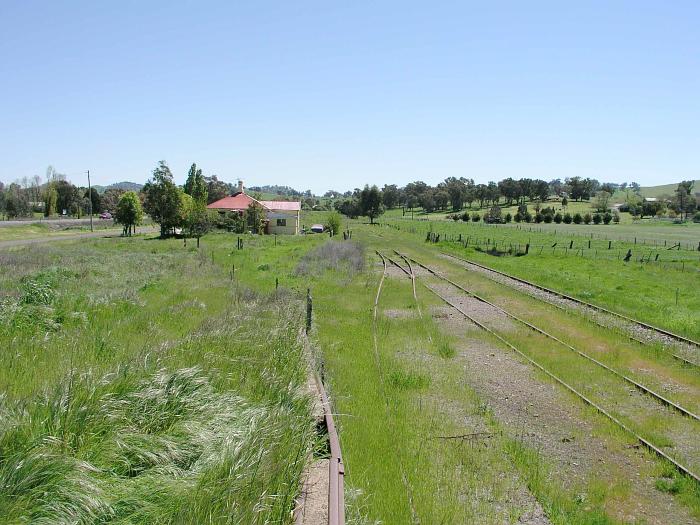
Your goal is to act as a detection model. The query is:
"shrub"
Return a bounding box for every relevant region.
[693,211,700,223]
[603,212,612,224]
[583,213,592,224]
[461,212,470,222]
[563,213,573,224]
[592,214,602,224]
[504,213,512,223]
[325,211,342,235]
[534,212,543,223]
[514,212,522,223]
[613,212,620,223]
[523,212,533,223]
[573,213,583,224]
[554,213,563,224]
[484,206,502,224]
[471,213,481,222]
[451,214,460,221]
[543,213,553,223]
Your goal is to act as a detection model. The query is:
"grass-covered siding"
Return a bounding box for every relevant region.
[0,236,316,523]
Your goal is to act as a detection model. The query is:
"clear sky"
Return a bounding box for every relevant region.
[1,1,698,194]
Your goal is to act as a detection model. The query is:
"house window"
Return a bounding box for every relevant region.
[276,218,287,226]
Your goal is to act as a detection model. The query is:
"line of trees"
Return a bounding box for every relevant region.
[0,167,103,219]
[330,177,698,223]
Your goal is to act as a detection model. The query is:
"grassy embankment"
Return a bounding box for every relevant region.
[383,217,700,340]
[0,233,319,523]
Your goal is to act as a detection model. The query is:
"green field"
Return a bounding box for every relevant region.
[1,216,699,524]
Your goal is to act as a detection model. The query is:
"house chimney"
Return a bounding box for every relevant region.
[237,180,244,194]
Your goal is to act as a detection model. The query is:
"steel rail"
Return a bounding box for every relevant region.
[420,280,700,485]
[441,252,700,353]
[314,372,345,525]
[405,254,700,422]
[439,253,699,368]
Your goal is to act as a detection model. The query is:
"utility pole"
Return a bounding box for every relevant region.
[87,170,93,232]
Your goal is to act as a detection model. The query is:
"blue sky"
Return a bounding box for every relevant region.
[1,1,698,194]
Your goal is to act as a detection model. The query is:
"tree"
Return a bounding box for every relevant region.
[419,190,436,213]
[244,201,266,233]
[102,188,126,212]
[593,190,611,212]
[534,180,550,202]
[43,183,58,217]
[184,163,208,204]
[115,191,143,236]
[359,185,384,224]
[185,202,213,247]
[204,175,233,204]
[143,161,185,237]
[674,181,696,220]
[85,187,102,214]
[381,184,399,209]
[443,177,467,211]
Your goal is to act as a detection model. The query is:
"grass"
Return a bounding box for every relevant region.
[383,217,700,340]
[0,234,318,523]
[0,221,131,242]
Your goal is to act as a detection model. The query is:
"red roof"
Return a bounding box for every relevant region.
[207,193,301,212]
[207,193,260,210]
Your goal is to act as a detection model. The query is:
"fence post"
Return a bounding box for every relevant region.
[306,288,312,333]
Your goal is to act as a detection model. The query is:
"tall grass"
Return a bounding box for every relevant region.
[0,236,316,523]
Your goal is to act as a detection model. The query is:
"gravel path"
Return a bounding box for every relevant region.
[430,304,698,524]
[439,253,700,364]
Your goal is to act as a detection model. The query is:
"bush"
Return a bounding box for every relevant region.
[553,213,563,224]
[514,212,522,223]
[326,211,342,236]
[451,214,460,221]
[613,212,620,223]
[504,213,512,223]
[461,212,470,222]
[523,212,533,223]
[592,214,602,224]
[603,212,612,225]
[563,213,572,224]
[693,211,700,223]
[583,213,592,224]
[471,213,480,222]
[573,213,583,224]
[484,206,502,224]
[543,213,553,223]
[534,213,544,223]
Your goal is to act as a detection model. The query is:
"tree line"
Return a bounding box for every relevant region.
[330,177,698,224]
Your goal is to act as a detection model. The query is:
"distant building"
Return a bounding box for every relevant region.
[207,180,301,235]
[644,197,658,202]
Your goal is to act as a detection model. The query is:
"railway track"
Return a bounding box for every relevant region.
[405,254,699,422]
[441,252,700,363]
[372,252,420,524]
[393,251,700,484]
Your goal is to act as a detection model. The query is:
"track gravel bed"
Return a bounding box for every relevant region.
[430,304,698,524]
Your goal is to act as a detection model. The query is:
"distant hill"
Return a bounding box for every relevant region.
[612,180,699,202]
[638,180,699,198]
[94,181,144,194]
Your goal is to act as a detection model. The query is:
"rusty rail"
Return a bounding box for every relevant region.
[406,254,700,422]
[314,372,345,525]
[400,252,700,484]
[441,252,700,355]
